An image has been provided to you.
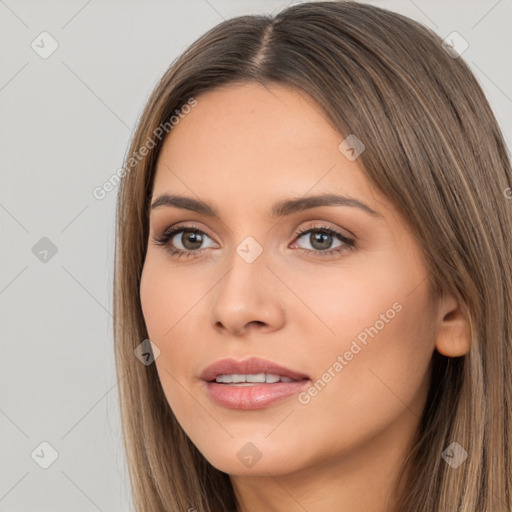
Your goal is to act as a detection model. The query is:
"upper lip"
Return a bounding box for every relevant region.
[200,357,310,382]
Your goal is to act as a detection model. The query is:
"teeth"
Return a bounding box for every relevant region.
[246,373,265,383]
[214,373,295,384]
[216,374,233,383]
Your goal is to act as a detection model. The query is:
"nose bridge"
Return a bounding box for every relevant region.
[218,233,271,302]
[210,232,285,333]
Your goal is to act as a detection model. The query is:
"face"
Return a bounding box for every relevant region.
[140,82,442,477]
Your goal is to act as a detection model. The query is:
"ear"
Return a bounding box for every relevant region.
[434,291,471,357]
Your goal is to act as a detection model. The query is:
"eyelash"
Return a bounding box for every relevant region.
[151,223,356,260]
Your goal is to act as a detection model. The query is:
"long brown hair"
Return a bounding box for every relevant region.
[113,2,512,510]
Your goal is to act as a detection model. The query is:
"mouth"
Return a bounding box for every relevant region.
[200,357,311,409]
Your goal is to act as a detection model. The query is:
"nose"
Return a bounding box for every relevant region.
[209,244,286,337]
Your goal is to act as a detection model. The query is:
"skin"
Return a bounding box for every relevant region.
[139,82,471,512]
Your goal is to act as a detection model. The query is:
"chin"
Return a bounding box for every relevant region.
[198,442,305,477]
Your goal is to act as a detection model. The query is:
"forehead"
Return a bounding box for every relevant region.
[152,82,383,216]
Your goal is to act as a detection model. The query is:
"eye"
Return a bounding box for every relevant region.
[291,224,355,256]
[151,224,217,259]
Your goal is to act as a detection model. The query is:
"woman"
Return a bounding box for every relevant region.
[113,2,512,510]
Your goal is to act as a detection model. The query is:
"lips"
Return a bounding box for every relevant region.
[200,357,311,410]
[200,356,310,383]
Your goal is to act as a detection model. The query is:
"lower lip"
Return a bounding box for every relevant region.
[204,380,310,409]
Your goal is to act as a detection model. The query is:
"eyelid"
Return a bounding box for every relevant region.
[154,217,354,238]
[154,222,348,242]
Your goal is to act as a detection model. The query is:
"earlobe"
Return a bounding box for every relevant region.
[434,292,471,357]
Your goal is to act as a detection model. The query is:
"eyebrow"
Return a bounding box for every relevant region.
[149,193,382,219]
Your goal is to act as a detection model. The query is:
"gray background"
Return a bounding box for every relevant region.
[1,0,510,511]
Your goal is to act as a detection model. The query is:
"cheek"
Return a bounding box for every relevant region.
[297,305,435,457]
[139,255,207,396]
[139,261,201,433]
[293,257,436,435]
[140,254,203,341]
